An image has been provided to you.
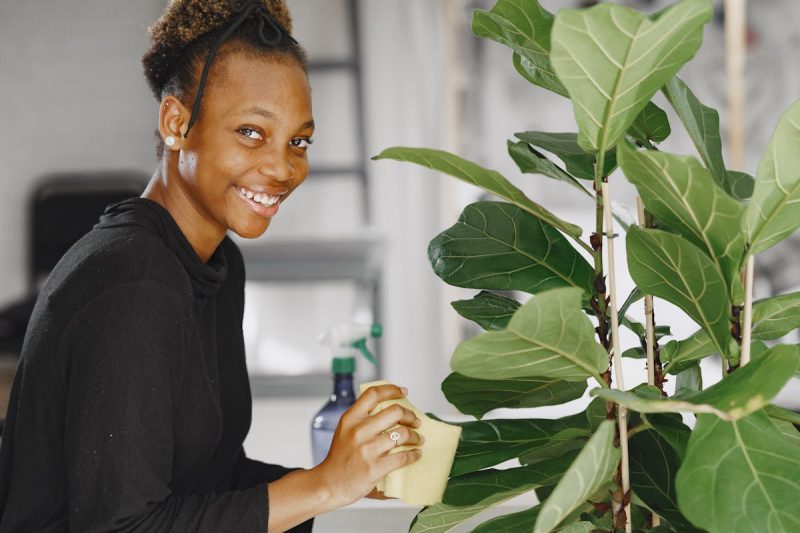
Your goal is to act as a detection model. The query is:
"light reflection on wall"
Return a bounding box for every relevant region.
[242,281,361,376]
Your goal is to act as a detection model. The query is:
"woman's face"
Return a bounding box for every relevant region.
[176,51,314,239]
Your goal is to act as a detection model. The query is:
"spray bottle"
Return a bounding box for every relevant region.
[311,322,382,465]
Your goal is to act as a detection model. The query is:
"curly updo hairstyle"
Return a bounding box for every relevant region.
[142,0,308,157]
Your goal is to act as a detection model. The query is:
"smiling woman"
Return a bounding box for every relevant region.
[141,0,315,258]
[0,1,421,532]
[145,52,315,251]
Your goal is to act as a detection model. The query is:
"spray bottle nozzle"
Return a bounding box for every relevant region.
[350,324,381,365]
[319,322,382,371]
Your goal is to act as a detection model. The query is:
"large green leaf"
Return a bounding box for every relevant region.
[727,170,756,201]
[618,142,745,287]
[411,489,532,533]
[550,0,711,155]
[752,290,800,340]
[509,137,634,230]
[507,140,591,195]
[451,412,592,476]
[662,329,716,375]
[557,522,597,533]
[451,287,608,383]
[676,410,800,532]
[442,372,586,419]
[477,1,678,149]
[451,291,520,331]
[773,418,800,446]
[765,403,800,426]
[471,505,597,533]
[660,76,756,200]
[373,147,582,238]
[629,430,703,533]
[472,506,541,533]
[662,76,734,195]
[641,413,691,460]
[443,452,576,506]
[534,420,620,533]
[665,291,800,373]
[592,345,800,421]
[473,0,566,96]
[621,315,672,341]
[745,99,800,255]
[429,203,593,294]
[627,227,731,356]
[519,399,608,467]
[515,131,616,181]
[628,101,672,145]
[675,363,703,395]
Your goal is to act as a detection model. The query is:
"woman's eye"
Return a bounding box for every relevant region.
[290,137,313,149]
[238,127,263,141]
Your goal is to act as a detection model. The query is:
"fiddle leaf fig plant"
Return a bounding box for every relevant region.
[374,0,800,531]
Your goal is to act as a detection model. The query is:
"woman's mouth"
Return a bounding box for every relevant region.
[234,185,284,218]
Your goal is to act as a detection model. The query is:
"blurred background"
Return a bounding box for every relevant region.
[1,0,799,529]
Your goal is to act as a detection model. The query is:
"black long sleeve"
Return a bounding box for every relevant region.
[0,197,314,532]
[63,280,269,532]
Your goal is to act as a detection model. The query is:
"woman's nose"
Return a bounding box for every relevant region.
[258,150,292,182]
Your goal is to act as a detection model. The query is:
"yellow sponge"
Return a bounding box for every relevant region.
[357,380,462,506]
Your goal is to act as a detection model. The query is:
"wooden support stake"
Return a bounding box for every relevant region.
[636,198,660,528]
[725,0,748,373]
[636,198,656,388]
[725,0,747,169]
[741,255,755,366]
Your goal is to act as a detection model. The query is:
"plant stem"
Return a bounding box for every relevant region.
[592,183,610,351]
[740,255,755,366]
[602,181,631,533]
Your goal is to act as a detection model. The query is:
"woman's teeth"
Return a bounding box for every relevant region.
[237,186,280,206]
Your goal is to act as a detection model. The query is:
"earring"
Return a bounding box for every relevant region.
[165,136,176,147]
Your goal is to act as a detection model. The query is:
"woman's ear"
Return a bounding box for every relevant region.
[158,96,190,151]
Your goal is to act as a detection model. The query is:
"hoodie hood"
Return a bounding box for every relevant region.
[96,197,228,297]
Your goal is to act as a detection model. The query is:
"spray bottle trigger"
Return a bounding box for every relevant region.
[351,338,377,365]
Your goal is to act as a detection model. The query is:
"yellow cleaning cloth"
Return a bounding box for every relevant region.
[357,380,462,506]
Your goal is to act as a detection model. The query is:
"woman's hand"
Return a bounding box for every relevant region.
[312,383,423,507]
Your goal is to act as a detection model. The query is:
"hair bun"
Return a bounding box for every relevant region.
[150,0,292,48]
[142,0,294,99]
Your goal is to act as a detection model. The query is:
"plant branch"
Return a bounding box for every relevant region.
[591,180,610,354]
[602,181,632,533]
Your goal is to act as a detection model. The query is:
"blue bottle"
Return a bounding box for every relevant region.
[311,357,356,466]
[311,323,382,465]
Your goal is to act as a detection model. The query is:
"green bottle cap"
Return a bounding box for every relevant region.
[332,357,356,374]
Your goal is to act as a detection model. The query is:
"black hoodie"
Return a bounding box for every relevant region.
[0,197,313,532]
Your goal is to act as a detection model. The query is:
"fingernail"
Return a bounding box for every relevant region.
[400,386,408,395]
[418,434,426,445]
[414,418,422,428]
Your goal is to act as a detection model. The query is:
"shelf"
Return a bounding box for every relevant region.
[232,233,384,282]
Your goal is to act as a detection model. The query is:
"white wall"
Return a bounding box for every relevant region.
[0,0,165,304]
